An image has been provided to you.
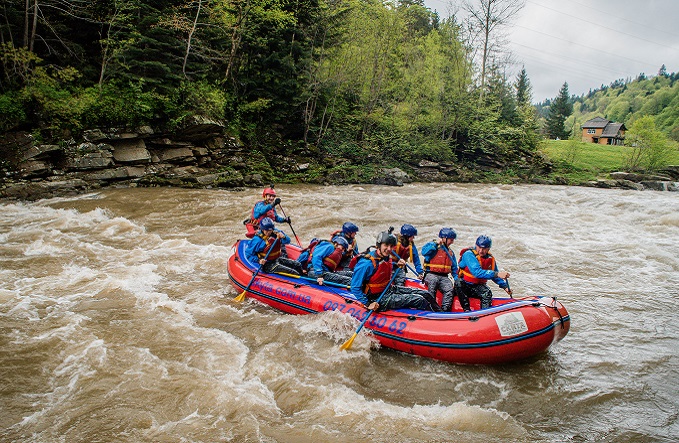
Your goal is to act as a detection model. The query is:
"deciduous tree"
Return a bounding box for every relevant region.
[625,115,673,172]
[461,0,524,100]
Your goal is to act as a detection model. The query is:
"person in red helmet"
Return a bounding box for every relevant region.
[244,186,289,239]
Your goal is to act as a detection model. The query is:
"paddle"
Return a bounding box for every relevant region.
[300,275,349,289]
[340,268,401,351]
[390,251,422,281]
[275,272,350,289]
[504,277,514,298]
[391,250,445,312]
[277,203,302,247]
[234,237,279,302]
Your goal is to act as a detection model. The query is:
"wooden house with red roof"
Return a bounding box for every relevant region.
[581,117,626,145]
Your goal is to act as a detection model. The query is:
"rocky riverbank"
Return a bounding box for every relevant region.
[2,118,678,201]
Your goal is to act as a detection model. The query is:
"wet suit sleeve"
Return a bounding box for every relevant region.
[420,241,437,259]
[491,261,508,288]
[311,242,333,273]
[245,237,265,263]
[461,250,497,280]
[411,244,424,275]
[252,201,270,219]
[349,258,373,305]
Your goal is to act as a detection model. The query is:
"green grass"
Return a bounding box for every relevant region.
[539,139,679,184]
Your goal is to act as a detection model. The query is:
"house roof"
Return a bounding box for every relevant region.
[582,117,610,129]
[601,122,626,138]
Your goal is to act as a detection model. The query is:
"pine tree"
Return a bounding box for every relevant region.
[515,66,532,106]
[545,82,573,139]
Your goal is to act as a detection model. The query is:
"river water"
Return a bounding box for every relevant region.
[1,183,677,442]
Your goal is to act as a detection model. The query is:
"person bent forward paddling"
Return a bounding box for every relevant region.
[330,221,359,270]
[307,236,353,286]
[245,217,304,276]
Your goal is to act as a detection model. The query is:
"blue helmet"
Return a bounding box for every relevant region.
[332,236,349,249]
[400,224,418,237]
[259,217,275,231]
[376,231,397,247]
[476,235,492,248]
[342,222,359,235]
[439,227,457,239]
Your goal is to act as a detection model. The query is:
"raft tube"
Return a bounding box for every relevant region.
[227,240,570,365]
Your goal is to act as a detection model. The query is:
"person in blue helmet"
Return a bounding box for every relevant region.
[349,231,435,312]
[392,224,424,286]
[245,217,304,276]
[421,227,459,311]
[457,235,511,311]
[330,222,359,269]
[307,236,354,286]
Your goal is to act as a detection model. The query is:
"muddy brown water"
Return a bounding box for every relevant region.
[1,183,677,442]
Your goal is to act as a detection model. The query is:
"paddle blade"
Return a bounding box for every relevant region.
[234,290,247,302]
[339,332,358,351]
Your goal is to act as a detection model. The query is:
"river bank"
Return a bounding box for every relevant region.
[2,120,678,201]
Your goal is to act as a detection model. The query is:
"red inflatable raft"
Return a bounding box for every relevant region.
[227,240,570,365]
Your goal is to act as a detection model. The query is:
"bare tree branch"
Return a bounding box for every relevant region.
[461,0,524,99]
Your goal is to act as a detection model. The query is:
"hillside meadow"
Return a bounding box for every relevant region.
[539,139,679,184]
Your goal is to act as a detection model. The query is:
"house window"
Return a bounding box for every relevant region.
[587,129,595,134]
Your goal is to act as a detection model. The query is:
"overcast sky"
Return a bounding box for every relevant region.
[423,0,679,103]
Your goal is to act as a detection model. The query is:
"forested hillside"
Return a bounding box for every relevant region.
[536,67,679,141]
[0,0,541,177]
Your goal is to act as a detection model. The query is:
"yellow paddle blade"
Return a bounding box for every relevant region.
[233,290,247,302]
[339,332,358,351]
[277,272,299,278]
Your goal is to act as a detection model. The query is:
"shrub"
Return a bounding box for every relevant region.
[624,116,674,172]
[0,92,26,131]
[80,80,165,128]
[165,81,229,128]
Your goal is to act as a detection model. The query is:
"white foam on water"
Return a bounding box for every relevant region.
[3,290,41,321]
[294,309,374,343]
[23,237,64,256]
[306,384,527,439]
[15,338,108,428]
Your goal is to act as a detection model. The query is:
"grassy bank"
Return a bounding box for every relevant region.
[539,139,679,184]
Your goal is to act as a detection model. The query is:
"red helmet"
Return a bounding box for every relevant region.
[262,187,276,197]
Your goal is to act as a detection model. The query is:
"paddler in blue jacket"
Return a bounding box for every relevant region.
[245,217,303,276]
[421,227,459,311]
[330,221,360,269]
[392,224,424,286]
[350,231,433,312]
[457,235,511,311]
[244,186,289,238]
[308,236,353,286]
